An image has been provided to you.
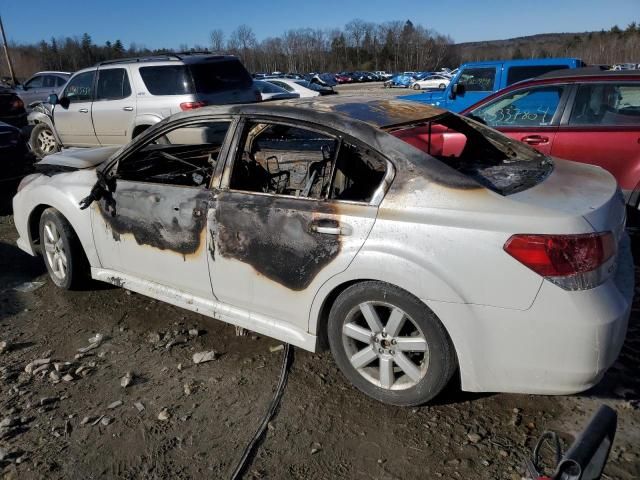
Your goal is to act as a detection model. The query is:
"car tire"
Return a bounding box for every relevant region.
[439,83,446,89]
[39,208,89,290]
[328,281,457,406]
[413,83,421,90]
[30,123,60,159]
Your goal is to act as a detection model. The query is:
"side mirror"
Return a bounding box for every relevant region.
[59,96,71,109]
[48,94,59,105]
[450,83,465,99]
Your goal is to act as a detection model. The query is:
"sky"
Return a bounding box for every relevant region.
[1,0,638,49]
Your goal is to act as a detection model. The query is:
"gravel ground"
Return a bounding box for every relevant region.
[0,160,639,479]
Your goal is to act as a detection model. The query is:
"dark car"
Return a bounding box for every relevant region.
[0,121,30,182]
[462,68,640,216]
[0,86,27,128]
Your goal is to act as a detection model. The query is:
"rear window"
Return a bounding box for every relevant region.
[189,60,252,94]
[506,65,569,85]
[139,60,252,96]
[139,66,193,95]
[389,113,553,195]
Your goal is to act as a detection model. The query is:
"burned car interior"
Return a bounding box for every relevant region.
[229,121,387,202]
[115,121,231,187]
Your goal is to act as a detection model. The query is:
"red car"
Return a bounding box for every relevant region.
[462,68,640,218]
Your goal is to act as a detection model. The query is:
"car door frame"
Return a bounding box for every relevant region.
[474,81,573,153]
[211,113,392,333]
[91,66,137,145]
[53,69,99,146]
[555,81,640,204]
[91,114,240,298]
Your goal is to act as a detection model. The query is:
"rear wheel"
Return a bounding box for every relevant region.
[328,281,457,406]
[413,83,421,90]
[39,208,88,290]
[30,123,59,159]
[439,83,446,89]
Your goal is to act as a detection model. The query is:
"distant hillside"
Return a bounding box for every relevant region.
[456,27,639,64]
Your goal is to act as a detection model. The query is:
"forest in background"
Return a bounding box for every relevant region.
[1,19,639,81]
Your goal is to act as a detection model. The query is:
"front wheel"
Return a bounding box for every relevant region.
[328,281,457,406]
[439,83,446,89]
[39,208,88,290]
[30,123,60,158]
[412,83,421,90]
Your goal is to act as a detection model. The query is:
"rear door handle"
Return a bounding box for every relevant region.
[123,106,134,111]
[521,135,549,145]
[79,108,89,113]
[311,221,352,236]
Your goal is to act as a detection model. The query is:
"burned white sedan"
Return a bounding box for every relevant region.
[13,97,633,406]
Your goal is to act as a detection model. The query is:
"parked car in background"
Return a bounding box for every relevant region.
[374,71,393,80]
[400,58,586,112]
[335,73,353,84]
[384,74,414,88]
[28,53,258,157]
[463,68,640,215]
[299,79,337,95]
[266,78,320,98]
[0,85,27,128]
[16,71,70,107]
[13,97,632,406]
[411,74,451,90]
[0,121,30,182]
[254,80,300,101]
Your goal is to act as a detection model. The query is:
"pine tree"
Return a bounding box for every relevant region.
[113,39,125,58]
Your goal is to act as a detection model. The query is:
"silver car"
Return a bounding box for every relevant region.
[16,71,70,107]
[28,54,259,158]
[12,97,633,406]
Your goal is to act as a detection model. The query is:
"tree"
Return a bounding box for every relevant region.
[345,19,366,67]
[113,39,125,58]
[210,29,225,52]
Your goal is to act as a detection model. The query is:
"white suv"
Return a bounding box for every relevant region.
[28,53,258,157]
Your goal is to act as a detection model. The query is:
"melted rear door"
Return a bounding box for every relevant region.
[208,120,386,333]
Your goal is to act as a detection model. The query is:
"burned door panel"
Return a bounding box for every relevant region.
[214,192,340,291]
[208,191,377,332]
[91,181,214,300]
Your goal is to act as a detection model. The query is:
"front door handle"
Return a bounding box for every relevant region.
[521,135,549,146]
[79,108,89,113]
[123,106,134,111]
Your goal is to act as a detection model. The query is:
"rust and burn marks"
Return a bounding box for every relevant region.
[97,184,211,256]
[214,192,341,291]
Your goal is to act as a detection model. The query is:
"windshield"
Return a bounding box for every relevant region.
[389,113,553,195]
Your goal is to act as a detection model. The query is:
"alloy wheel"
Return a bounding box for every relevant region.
[43,220,67,281]
[38,128,57,154]
[341,301,429,390]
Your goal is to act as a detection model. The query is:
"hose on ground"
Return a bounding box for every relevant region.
[229,343,294,480]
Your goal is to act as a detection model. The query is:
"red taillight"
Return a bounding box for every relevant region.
[11,97,24,111]
[179,101,207,111]
[504,232,616,277]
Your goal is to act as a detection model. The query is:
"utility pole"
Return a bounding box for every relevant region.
[0,15,17,86]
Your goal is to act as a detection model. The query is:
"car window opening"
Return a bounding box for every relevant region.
[229,122,386,202]
[389,113,553,195]
[116,122,231,187]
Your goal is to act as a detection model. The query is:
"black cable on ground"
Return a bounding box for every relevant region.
[230,343,294,480]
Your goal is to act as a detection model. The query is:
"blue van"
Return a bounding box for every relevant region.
[398,58,585,112]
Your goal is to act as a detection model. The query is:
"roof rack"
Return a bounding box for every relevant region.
[97,55,182,66]
[96,51,233,67]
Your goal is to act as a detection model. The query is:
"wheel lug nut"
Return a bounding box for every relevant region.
[382,332,387,338]
[390,350,395,355]
[378,348,384,354]
[391,339,397,345]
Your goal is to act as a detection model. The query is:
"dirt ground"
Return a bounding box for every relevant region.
[1,118,639,480]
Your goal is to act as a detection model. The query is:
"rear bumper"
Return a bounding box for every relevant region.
[426,234,634,394]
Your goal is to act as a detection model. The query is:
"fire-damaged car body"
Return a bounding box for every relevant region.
[12,97,633,406]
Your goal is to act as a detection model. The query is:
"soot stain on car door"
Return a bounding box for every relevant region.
[97,184,211,257]
[213,192,342,291]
